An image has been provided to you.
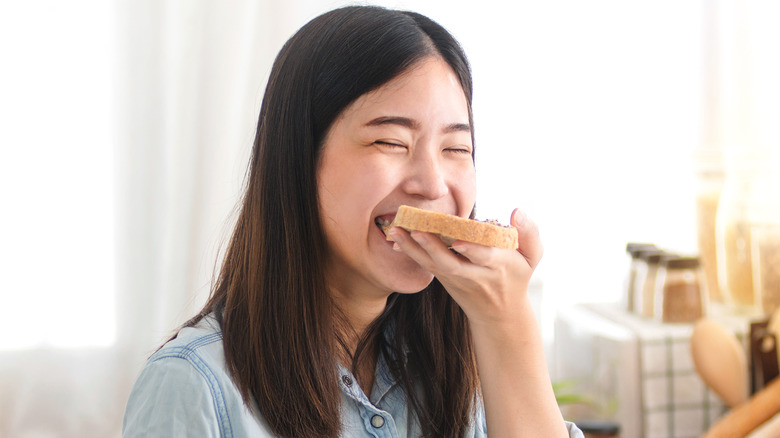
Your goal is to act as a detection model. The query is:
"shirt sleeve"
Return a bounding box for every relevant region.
[123,356,223,438]
[565,421,586,438]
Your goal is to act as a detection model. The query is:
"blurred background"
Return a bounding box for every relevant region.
[0,0,777,437]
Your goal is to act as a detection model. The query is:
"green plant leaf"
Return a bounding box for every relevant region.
[555,393,591,405]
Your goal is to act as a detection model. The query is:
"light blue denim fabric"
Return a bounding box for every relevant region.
[123,316,584,437]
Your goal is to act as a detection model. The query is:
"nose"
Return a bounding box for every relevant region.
[401,152,449,200]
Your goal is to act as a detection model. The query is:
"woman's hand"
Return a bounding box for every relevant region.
[386,208,541,329]
[386,208,569,438]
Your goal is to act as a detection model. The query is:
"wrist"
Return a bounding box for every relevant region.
[467,296,539,335]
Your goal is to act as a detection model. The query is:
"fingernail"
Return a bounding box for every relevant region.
[392,242,401,252]
[451,242,467,253]
[512,208,526,227]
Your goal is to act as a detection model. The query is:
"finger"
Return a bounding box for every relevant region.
[407,230,467,274]
[389,227,471,276]
[449,240,502,268]
[512,208,543,268]
[387,227,437,269]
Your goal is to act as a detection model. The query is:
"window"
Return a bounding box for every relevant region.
[0,1,115,350]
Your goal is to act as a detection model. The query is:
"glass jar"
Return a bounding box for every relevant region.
[655,256,706,323]
[694,147,725,303]
[752,224,780,317]
[749,166,780,317]
[625,243,655,313]
[716,150,759,312]
[635,249,665,318]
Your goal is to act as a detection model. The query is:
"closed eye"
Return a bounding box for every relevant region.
[374,141,406,149]
[445,146,472,154]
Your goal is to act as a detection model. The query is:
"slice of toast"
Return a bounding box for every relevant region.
[383,205,518,250]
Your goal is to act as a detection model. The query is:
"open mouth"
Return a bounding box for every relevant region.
[374,216,394,237]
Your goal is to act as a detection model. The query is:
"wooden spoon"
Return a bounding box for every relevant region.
[690,318,749,407]
[705,376,780,437]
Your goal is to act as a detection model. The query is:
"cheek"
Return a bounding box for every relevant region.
[320,160,383,207]
[317,155,350,232]
[453,163,477,216]
[318,154,387,233]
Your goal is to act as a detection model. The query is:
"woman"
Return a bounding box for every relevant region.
[123,6,583,438]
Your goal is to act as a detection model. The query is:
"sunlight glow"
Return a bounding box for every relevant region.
[0,1,115,350]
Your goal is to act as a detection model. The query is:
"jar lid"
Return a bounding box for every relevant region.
[626,243,655,258]
[639,249,666,264]
[662,255,700,269]
[694,147,725,175]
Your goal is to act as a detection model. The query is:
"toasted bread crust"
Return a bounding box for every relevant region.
[384,205,518,250]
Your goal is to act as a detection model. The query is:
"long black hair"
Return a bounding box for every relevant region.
[189,6,478,437]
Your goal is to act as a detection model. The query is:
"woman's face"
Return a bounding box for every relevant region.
[317,57,476,300]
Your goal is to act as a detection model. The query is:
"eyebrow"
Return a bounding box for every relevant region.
[363,116,471,134]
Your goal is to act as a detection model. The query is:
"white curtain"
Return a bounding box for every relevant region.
[1,1,290,436]
[2,1,777,437]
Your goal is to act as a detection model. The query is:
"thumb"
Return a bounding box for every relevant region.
[512,208,543,268]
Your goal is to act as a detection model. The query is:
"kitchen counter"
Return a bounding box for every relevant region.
[554,303,751,438]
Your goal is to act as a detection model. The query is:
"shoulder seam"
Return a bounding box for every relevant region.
[151,333,233,438]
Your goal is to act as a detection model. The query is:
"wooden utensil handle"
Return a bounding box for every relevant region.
[705,377,780,437]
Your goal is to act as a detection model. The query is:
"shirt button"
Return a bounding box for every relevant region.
[371,415,385,428]
[341,375,353,387]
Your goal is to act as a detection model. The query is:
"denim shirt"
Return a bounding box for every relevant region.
[123,317,584,437]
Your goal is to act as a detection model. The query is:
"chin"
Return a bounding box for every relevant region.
[386,271,435,294]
